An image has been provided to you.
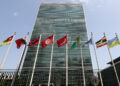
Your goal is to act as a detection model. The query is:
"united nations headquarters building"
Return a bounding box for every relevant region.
[20,3,93,86]
[0,3,94,86]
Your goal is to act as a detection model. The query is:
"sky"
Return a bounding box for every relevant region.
[0,0,120,70]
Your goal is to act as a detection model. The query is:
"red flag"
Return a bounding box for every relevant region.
[41,35,54,48]
[15,38,26,49]
[28,38,39,46]
[6,36,13,42]
[57,35,68,47]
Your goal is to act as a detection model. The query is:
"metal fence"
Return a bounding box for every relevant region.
[0,69,118,86]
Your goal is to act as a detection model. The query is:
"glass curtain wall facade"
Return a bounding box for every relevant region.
[20,3,93,86]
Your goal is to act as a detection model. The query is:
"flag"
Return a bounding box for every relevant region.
[28,38,39,47]
[82,38,92,47]
[41,35,53,48]
[57,35,68,47]
[108,37,120,48]
[70,37,80,49]
[0,36,13,47]
[96,36,108,48]
[15,38,26,49]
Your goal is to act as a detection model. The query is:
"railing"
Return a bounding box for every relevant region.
[0,69,118,86]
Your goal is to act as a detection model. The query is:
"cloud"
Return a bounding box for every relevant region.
[13,12,18,17]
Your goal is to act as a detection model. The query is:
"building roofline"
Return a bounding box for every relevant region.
[40,2,83,6]
[100,56,120,72]
[101,60,120,72]
[107,56,120,65]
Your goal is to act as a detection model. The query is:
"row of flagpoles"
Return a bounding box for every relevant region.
[1,32,120,50]
[0,32,120,86]
[91,33,120,86]
[0,35,118,49]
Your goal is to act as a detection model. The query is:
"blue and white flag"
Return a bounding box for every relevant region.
[82,38,93,47]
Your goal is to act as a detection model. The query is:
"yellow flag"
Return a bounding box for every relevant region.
[108,40,120,48]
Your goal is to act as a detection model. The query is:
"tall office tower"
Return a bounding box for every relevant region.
[20,3,93,86]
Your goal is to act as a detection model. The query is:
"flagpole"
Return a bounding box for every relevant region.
[79,33,86,86]
[91,32,104,86]
[11,32,29,86]
[48,33,55,86]
[16,32,29,71]
[29,33,42,86]
[115,33,120,41]
[107,46,120,86]
[66,32,68,86]
[104,33,120,86]
[0,32,16,69]
[115,33,120,47]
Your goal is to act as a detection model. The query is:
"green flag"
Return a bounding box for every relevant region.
[0,36,13,47]
[70,37,80,49]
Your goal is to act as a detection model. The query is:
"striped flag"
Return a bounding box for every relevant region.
[108,37,120,48]
[0,36,13,47]
[96,36,108,48]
